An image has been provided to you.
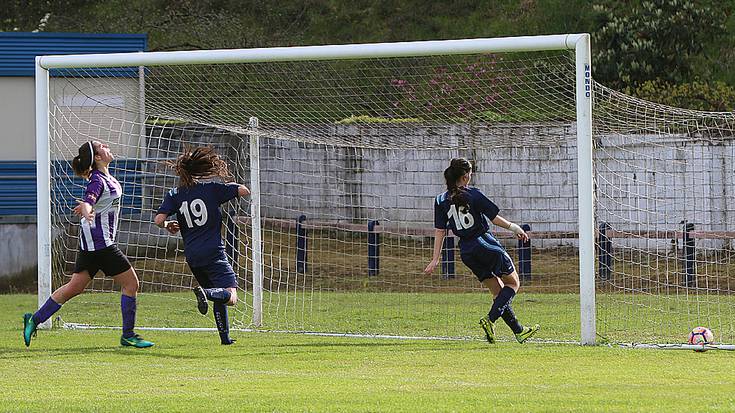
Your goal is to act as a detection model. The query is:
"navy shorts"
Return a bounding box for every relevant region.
[74,245,132,278]
[460,233,515,282]
[188,256,238,289]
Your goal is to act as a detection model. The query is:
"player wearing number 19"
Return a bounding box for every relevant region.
[154,147,250,345]
[424,158,540,344]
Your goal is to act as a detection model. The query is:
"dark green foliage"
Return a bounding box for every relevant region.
[592,0,731,89]
[631,79,735,111]
[4,1,735,110]
[0,1,594,51]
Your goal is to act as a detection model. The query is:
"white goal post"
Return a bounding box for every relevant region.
[35,34,595,343]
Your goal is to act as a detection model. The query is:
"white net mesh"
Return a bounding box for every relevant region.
[44,46,734,345]
[593,86,735,345]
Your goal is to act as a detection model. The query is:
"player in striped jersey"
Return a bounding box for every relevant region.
[23,141,153,348]
[154,147,249,345]
[424,158,540,344]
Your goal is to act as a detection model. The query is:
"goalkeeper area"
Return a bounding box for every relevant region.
[36,34,735,348]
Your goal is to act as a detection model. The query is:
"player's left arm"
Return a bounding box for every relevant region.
[491,215,529,242]
[217,182,249,204]
[477,190,528,241]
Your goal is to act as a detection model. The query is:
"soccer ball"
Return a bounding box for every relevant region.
[687,326,714,351]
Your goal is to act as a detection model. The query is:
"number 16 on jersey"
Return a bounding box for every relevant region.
[448,204,474,229]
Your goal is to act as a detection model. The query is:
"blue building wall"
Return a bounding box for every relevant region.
[0,32,147,76]
[0,32,147,217]
[0,33,147,284]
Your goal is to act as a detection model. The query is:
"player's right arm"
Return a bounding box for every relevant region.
[424,196,449,275]
[154,189,180,234]
[72,174,104,222]
[424,228,447,275]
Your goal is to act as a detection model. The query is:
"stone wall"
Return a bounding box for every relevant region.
[12,121,732,283]
[254,124,734,250]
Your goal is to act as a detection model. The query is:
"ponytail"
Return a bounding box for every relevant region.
[71,141,96,178]
[443,158,472,209]
[167,146,231,188]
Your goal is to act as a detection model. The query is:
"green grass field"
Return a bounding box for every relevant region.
[3,294,734,412]
[44,288,735,345]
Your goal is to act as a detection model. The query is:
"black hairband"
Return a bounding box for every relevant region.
[87,141,95,170]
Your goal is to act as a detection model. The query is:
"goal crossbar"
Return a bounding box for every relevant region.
[38,34,588,69]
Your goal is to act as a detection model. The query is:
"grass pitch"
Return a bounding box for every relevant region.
[2,294,734,412]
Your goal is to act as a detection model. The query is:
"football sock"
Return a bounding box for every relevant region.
[204,288,232,304]
[32,297,62,325]
[488,286,516,323]
[501,304,524,334]
[213,302,231,344]
[121,294,137,339]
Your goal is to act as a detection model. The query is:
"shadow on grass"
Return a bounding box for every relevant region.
[246,339,483,354]
[0,345,203,360]
[272,341,415,348]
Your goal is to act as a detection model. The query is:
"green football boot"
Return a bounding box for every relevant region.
[120,334,155,348]
[515,324,540,344]
[479,316,496,344]
[23,313,37,347]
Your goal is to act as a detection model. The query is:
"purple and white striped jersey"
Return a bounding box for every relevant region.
[79,170,122,251]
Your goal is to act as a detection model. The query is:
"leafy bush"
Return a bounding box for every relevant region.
[335,115,421,124]
[592,0,729,90]
[631,79,735,111]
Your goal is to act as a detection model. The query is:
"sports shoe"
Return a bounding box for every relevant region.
[193,286,209,315]
[23,313,37,347]
[479,316,496,344]
[120,334,155,348]
[515,324,540,344]
[221,338,236,345]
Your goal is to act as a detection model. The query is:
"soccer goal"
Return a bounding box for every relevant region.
[35,34,735,348]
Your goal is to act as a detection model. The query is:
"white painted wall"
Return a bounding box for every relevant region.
[0,78,35,160]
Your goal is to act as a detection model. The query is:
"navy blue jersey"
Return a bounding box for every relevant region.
[434,187,500,243]
[157,181,240,267]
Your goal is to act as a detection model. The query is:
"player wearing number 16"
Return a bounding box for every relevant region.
[424,158,540,344]
[154,147,250,345]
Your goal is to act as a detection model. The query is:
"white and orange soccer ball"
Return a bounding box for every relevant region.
[688,326,714,350]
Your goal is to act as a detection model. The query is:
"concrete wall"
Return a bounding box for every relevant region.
[5,122,734,282]
[0,222,37,281]
[255,124,734,250]
[137,122,735,251]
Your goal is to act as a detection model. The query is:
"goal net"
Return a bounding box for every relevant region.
[37,35,734,346]
[594,87,735,346]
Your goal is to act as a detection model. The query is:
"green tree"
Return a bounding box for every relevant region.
[0,0,94,32]
[592,0,730,90]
